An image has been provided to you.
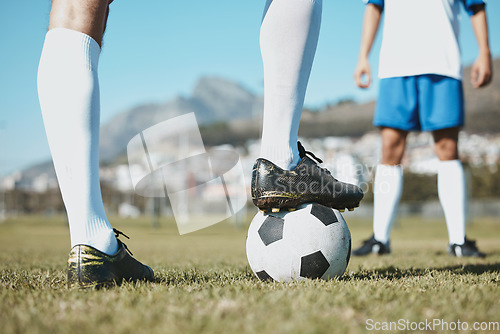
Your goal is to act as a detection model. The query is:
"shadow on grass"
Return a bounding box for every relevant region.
[151,262,500,285]
[151,263,500,286]
[153,266,255,285]
[345,262,500,281]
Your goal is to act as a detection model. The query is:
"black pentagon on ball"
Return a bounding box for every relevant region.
[258,215,285,246]
[300,251,330,279]
[256,270,274,281]
[311,203,338,226]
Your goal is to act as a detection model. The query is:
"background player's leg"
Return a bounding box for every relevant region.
[433,127,465,245]
[38,0,118,255]
[353,127,406,255]
[259,0,322,170]
[372,127,407,245]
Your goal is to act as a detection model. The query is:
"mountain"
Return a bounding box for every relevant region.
[5,59,500,189]
[99,77,263,161]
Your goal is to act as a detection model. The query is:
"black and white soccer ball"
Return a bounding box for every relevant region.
[246,203,351,282]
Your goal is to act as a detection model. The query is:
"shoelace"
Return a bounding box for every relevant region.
[113,228,133,256]
[297,141,335,177]
[298,141,323,163]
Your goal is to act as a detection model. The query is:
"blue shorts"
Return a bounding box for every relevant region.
[374,75,464,131]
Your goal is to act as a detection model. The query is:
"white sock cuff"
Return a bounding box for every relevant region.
[375,164,403,181]
[260,142,297,169]
[42,28,100,71]
[437,159,462,174]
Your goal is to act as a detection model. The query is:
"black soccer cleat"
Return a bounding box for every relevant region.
[352,235,391,256]
[251,142,364,212]
[67,229,154,288]
[448,237,486,258]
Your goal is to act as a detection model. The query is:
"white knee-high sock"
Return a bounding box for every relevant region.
[438,160,466,245]
[259,0,322,170]
[38,28,118,255]
[373,165,403,245]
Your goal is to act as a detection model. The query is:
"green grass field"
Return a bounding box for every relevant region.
[1,214,499,334]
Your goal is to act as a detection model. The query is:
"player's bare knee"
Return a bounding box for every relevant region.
[435,141,458,161]
[380,129,406,165]
[433,128,459,161]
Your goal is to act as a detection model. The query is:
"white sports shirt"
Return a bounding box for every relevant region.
[365,0,486,80]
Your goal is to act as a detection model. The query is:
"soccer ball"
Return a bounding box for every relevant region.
[246,203,351,282]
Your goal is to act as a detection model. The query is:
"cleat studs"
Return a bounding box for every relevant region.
[271,208,280,213]
[260,210,266,214]
[348,208,354,212]
[339,209,345,213]
[288,208,296,212]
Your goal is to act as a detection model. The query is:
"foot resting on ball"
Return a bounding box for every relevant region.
[67,229,154,288]
[251,142,364,213]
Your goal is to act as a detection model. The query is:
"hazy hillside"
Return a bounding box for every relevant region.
[99,77,263,160]
[7,59,499,186]
[463,58,500,133]
[203,58,500,144]
[99,59,500,158]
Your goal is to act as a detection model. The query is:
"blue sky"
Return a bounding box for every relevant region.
[0,1,499,177]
